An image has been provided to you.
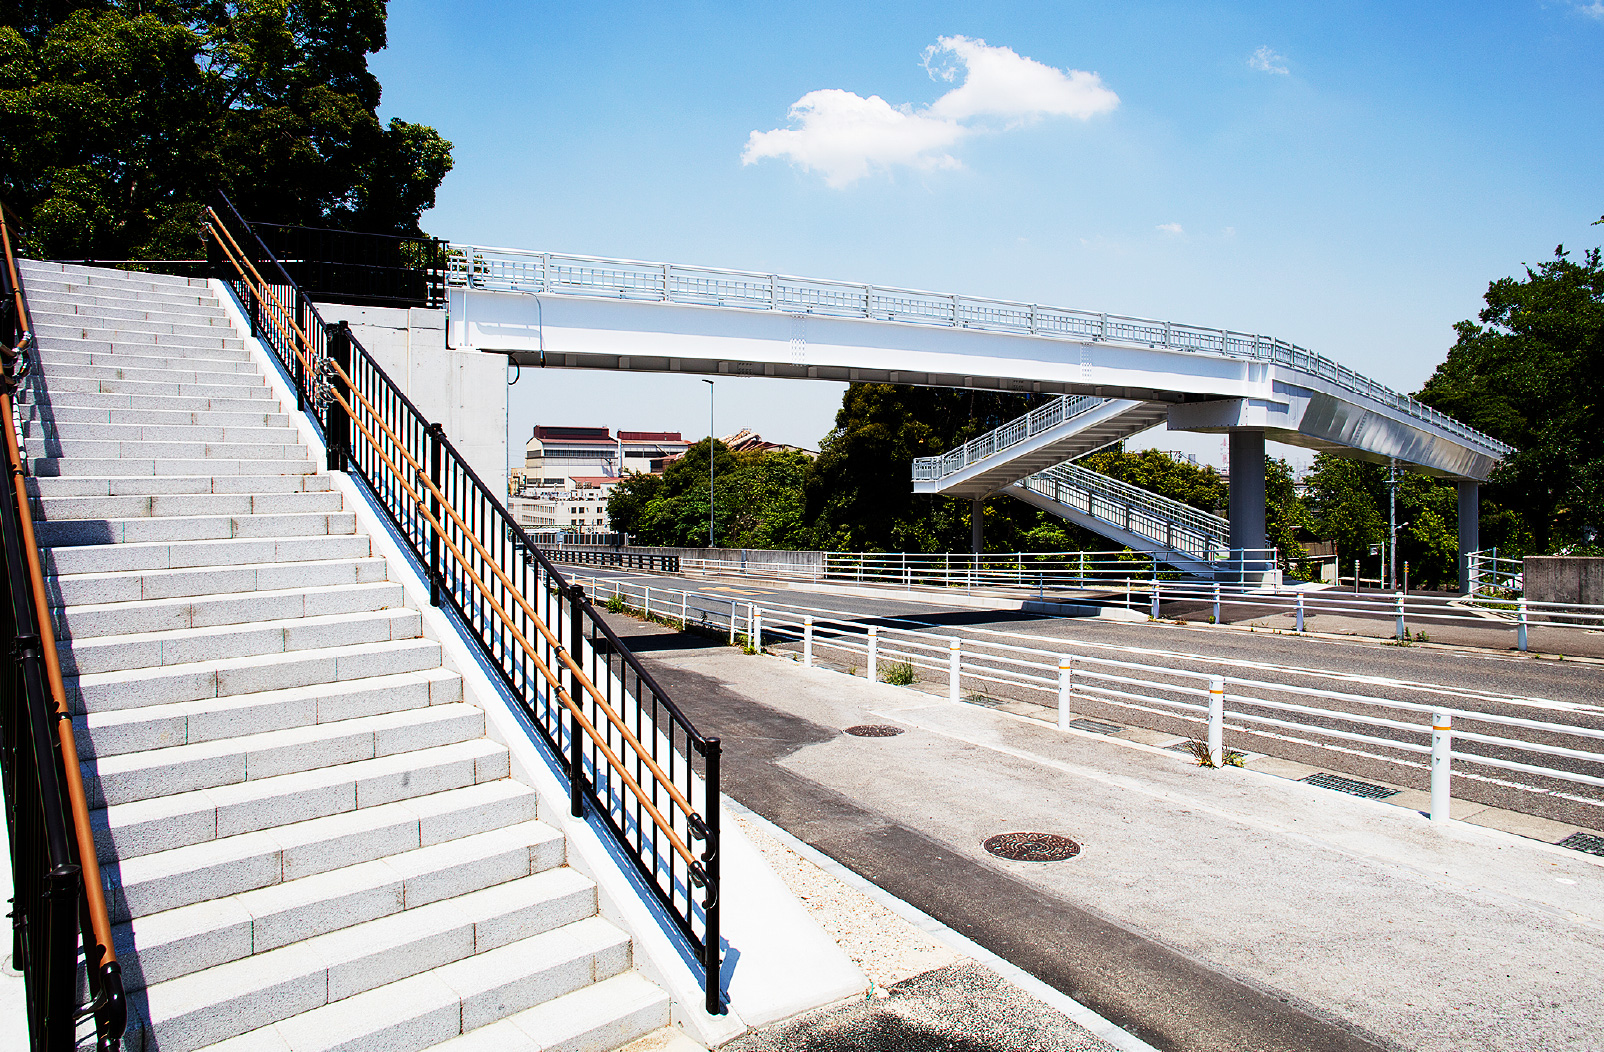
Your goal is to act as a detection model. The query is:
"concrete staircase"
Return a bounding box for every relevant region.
[15,261,674,1052]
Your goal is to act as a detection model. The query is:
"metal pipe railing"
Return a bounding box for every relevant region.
[1,203,127,1052]
[447,244,1512,459]
[206,196,725,1013]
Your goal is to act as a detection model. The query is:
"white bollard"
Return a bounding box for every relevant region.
[1057,656,1074,730]
[1207,676,1225,768]
[752,607,763,651]
[1295,592,1305,633]
[948,637,962,702]
[1517,598,1528,652]
[1394,591,1406,641]
[1150,580,1161,619]
[643,585,651,617]
[867,626,879,682]
[1430,710,1452,823]
[803,615,813,667]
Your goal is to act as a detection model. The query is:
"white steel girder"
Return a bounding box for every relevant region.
[447,262,1507,481]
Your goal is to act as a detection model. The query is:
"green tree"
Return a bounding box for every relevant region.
[1077,448,1228,513]
[607,441,816,550]
[0,0,452,261]
[1416,242,1603,553]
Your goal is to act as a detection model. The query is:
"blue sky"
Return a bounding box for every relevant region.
[372,1,1604,469]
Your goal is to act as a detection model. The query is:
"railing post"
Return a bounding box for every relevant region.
[867,625,878,682]
[324,320,352,473]
[1150,579,1161,619]
[702,737,723,1015]
[681,590,688,628]
[1213,581,1222,624]
[427,422,443,606]
[1517,598,1528,652]
[568,584,586,819]
[1394,591,1406,641]
[948,637,961,702]
[1430,711,1452,823]
[1207,676,1225,768]
[1057,656,1074,730]
[1295,592,1305,633]
[729,601,737,645]
[802,615,813,667]
[752,607,762,651]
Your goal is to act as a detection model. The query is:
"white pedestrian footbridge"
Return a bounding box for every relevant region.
[445,246,1509,583]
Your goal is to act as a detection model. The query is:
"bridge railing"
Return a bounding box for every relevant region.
[912,394,1109,482]
[447,244,1512,458]
[208,196,725,1014]
[1019,461,1232,563]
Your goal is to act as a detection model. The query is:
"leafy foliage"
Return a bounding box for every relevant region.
[607,439,815,550]
[0,0,452,261]
[1416,243,1604,553]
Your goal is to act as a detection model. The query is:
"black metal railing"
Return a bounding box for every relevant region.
[202,193,724,1013]
[241,220,446,309]
[542,548,682,573]
[1,203,127,1051]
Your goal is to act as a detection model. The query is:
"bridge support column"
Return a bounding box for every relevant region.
[971,499,984,554]
[1228,430,1267,585]
[1458,481,1479,595]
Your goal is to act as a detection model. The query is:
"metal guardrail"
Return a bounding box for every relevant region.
[911,394,1108,482]
[205,195,725,1013]
[543,547,682,573]
[447,245,1513,459]
[1467,548,1523,595]
[560,573,1604,824]
[1019,461,1231,564]
[249,220,446,309]
[1,204,127,1052]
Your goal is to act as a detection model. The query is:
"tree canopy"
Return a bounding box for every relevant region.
[1415,242,1603,554]
[0,0,452,260]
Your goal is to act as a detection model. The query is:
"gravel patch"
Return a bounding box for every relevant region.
[731,810,959,989]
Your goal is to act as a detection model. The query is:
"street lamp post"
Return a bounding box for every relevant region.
[702,379,715,549]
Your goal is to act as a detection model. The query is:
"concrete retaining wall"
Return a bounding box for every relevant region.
[316,301,508,490]
[1523,556,1604,623]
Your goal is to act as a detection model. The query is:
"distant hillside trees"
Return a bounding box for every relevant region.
[0,0,453,260]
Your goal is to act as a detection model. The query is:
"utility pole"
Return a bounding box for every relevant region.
[1388,458,1397,592]
[702,379,715,549]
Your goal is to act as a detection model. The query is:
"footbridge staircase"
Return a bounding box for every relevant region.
[0,199,758,1051]
[912,395,1230,576]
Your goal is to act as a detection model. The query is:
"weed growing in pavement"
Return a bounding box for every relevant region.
[881,661,916,685]
[604,595,626,614]
[1182,740,1246,768]
[1412,629,1431,643]
[1207,615,1217,624]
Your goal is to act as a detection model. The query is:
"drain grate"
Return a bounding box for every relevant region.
[1065,718,1123,735]
[983,832,1081,862]
[844,724,905,738]
[1558,831,1604,857]
[1301,772,1400,800]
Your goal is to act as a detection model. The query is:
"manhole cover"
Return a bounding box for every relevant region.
[983,832,1081,862]
[844,724,905,737]
[1559,831,1604,857]
[1301,772,1399,800]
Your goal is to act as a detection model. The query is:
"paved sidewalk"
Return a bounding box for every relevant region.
[612,620,1604,1052]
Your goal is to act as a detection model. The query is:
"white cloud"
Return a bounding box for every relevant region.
[1248,46,1289,75]
[742,36,1118,187]
[1580,1,1604,19]
[741,90,964,189]
[922,36,1120,124]
[1156,222,1185,236]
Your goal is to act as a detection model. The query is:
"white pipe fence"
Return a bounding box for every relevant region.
[573,572,1604,829]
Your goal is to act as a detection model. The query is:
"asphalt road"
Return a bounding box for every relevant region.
[605,618,1604,1052]
[564,563,1604,832]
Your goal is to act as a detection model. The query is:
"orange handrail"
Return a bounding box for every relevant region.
[206,214,706,865]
